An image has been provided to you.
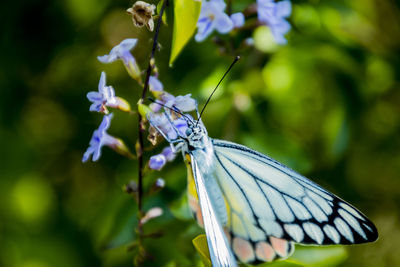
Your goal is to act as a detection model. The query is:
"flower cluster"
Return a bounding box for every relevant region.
[98,38,142,81]
[87,72,130,114]
[195,0,245,42]
[83,39,140,162]
[83,39,196,172]
[146,76,197,170]
[195,0,292,45]
[257,0,292,44]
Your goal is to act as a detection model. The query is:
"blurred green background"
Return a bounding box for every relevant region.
[1,0,400,266]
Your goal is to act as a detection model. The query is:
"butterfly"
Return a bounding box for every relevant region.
[147,59,378,266]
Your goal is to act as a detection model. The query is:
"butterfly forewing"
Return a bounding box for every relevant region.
[189,154,238,267]
[212,139,378,263]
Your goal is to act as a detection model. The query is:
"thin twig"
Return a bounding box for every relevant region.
[135,0,168,264]
[137,0,168,215]
[227,0,233,16]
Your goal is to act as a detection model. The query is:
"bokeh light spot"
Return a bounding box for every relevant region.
[262,60,294,94]
[253,26,279,53]
[12,175,55,223]
[20,260,50,267]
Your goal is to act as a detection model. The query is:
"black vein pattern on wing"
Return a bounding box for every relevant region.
[212,139,378,245]
[213,139,332,199]
[214,152,289,262]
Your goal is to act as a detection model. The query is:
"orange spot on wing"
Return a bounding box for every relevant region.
[270,237,289,257]
[232,237,255,263]
[188,197,199,212]
[255,242,276,262]
[196,208,204,228]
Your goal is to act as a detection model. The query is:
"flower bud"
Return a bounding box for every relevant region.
[140,207,163,224]
[107,137,135,159]
[138,102,152,118]
[107,96,131,112]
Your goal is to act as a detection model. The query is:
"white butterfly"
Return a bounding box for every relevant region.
[148,104,378,266]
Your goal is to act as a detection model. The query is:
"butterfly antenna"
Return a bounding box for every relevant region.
[196,56,240,126]
[148,97,192,121]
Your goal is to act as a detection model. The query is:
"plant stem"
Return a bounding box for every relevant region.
[227,0,233,15]
[135,0,168,264]
[137,0,168,222]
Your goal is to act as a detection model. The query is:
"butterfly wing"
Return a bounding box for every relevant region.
[212,139,378,263]
[188,153,238,267]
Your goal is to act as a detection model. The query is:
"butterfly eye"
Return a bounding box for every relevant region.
[185,128,193,136]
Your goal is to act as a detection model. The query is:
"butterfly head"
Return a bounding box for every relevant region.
[185,118,208,142]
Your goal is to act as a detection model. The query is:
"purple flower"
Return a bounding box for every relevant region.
[166,94,197,112]
[87,72,131,113]
[149,154,167,170]
[230,12,245,28]
[161,146,176,162]
[149,147,176,171]
[173,118,188,137]
[149,76,164,92]
[155,178,165,188]
[257,0,292,44]
[148,113,178,140]
[87,72,117,114]
[82,114,115,162]
[97,39,141,81]
[195,0,234,42]
[149,102,162,113]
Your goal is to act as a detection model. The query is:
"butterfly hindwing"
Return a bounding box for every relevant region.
[212,139,378,263]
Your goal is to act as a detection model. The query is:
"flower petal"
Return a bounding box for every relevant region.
[231,12,245,28]
[99,113,113,132]
[149,102,162,113]
[82,146,94,162]
[92,142,102,161]
[276,1,292,18]
[149,76,164,92]
[162,146,176,162]
[173,118,188,137]
[97,39,138,63]
[118,38,138,52]
[89,102,103,112]
[209,0,226,11]
[98,72,106,91]
[174,94,197,112]
[271,20,291,44]
[97,54,118,63]
[149,154,167,170]
[104,86,116,104]
[195,18,214,42]
[82,114,114,163]
[214,13,234,34]
[87,92,103,102]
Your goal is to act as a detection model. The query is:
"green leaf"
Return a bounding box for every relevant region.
[254,260,304,267]
[255,246,347,267]
[170,0,201,66]
[289,246,348,267]
[192,234,212,267]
